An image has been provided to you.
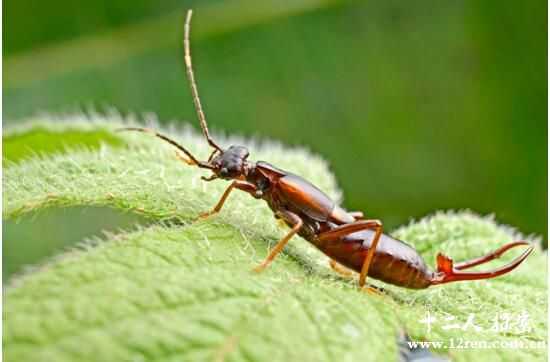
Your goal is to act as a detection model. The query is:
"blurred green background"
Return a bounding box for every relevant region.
[3,0,547,276]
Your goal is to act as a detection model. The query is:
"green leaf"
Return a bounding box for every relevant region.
[3,120,123,164]
[3,119,547,361]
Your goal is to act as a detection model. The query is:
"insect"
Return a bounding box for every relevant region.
[119,9,533,290]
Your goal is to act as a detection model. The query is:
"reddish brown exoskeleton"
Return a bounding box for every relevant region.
[119,10,533,290]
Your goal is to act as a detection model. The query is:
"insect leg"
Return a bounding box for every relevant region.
[317,219,383,288]
[358,220,383,288]
[329,259,354,278]
[317,219,380,242]
[253,211,303,273]
[198,180,257,219]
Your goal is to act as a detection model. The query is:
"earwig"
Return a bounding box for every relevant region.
[118,9,533,290]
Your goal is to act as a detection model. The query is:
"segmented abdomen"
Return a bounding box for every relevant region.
[312,229,434,289]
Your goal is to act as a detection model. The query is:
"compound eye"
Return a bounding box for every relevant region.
[220,167,230,177]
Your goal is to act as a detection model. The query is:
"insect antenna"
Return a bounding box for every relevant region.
[184,9,223,153]
[117,127,215,170]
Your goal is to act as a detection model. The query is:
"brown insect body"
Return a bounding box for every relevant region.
[246,164,434,288]
[308,227,532,289]
[119,9,533,291]
[248,162,354,224]
[245,163,532,289]
[308,227,435,289]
